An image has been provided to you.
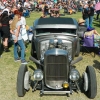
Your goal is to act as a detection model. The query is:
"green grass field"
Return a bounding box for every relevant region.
[0,11,100,100]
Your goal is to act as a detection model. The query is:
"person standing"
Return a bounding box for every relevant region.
[82,4,89,28]
[88,1,95,28]
[0,11,11,52]
[95,0,100,20]
[44,3,48,16]
[2,5,11,16]
[10,14,27,64]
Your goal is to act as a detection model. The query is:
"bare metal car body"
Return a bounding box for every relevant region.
[17,17,97,99]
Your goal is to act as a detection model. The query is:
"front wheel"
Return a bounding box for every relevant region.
[17,64,30,97]
[83,66,97,99]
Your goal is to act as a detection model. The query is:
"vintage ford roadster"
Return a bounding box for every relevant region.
[17,17,97,99]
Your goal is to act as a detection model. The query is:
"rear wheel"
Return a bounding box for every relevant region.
[17,64,30,97]
[83,66,97,99]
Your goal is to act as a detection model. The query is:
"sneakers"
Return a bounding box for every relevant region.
[15,58,28,64]
[15,58,21,62]
[21,59,28,64]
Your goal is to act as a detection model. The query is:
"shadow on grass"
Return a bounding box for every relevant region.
[93,60,100,72]
[29,65,36,71]
[93,22,100,27]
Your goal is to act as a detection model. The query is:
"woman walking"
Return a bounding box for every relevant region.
[10,13,27,64]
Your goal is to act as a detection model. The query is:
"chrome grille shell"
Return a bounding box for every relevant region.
[44,49,69,89]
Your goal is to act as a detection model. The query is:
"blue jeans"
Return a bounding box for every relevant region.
[14,39,25,60]
[85,18,89,28]
[89,16,93,28]
[44,12,48,16]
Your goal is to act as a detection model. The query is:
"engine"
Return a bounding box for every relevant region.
[40,39,74,89]
[40,39,73,61]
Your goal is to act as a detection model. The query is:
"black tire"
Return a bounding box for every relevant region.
[75,40,80,57]
[17,64,28,97]
[85,66,97,99]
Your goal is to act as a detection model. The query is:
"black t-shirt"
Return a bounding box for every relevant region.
[1,16,10,26]
[88,7,94,16]
[82,8,89,19]
[44,5,48,12]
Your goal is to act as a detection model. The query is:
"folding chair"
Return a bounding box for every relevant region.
[82,35,96,57]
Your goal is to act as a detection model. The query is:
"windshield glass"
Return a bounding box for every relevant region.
[36,28,76,35]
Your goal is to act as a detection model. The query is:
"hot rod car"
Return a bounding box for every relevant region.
[17,17,97,99]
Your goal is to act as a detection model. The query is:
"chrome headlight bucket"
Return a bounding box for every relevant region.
[69,69,80,81]
[33,69,43,81]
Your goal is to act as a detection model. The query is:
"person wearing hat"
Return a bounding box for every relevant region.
[84,26,100,38]
[78,18,100,37]
[78,18,86,25]
[78,18,87,38]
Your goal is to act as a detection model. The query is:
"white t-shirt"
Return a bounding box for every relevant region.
[21,16,26,28]
[24,2,30,8]
[12,20,22,40]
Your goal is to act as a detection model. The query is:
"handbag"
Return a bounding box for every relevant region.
[21,28,28,41]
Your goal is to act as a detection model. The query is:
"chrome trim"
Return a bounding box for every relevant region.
[35,24,77,29]
[35,33,77,37]
[41,90,71,94]
[44,49,69,89]
[44,48,68,56]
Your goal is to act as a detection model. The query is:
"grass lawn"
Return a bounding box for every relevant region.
[0,11,100,100]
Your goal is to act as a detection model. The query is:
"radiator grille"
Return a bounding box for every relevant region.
[46,55,67,81]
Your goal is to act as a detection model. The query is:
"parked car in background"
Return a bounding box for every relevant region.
[17,17,97,99]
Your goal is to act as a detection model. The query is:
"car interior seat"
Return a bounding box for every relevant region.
[77,25,87,38]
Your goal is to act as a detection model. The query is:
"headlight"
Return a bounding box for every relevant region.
[69,69,80,81]
[33,69,43,81]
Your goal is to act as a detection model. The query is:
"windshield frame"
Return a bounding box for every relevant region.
[35,28,77,36]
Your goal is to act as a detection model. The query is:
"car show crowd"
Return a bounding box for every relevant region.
[0,0,100,63]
